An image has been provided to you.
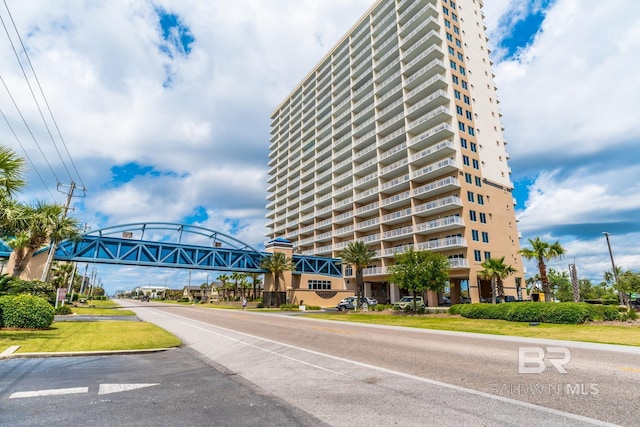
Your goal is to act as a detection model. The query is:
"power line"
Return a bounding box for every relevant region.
[0,105,56,200]
[1,0,86,191]
[0,74,61,188]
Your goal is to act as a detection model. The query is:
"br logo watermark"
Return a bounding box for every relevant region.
[518,346,571,374]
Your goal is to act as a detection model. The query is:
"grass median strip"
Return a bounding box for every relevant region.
[0,321,181,353]
[303,313,640,347]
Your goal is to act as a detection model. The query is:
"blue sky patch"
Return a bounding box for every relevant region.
[155,7,194,57]
[184,206,208,223]
[111,162,178,185]
[498,0,555,60]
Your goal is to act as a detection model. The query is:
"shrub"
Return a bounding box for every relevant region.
[448,304,463,315]
[55,305,72,315]
[625,308,638,321]
[0,294,55,329]
[375,304,386,312]
[542,303,592,324]
[178,297,190,303]
[256,302,265,308]
[590,305,620,321]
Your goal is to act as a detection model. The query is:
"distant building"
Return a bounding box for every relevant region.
[266,0,523,304]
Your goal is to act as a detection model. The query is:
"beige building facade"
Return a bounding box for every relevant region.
[266,0,523,305]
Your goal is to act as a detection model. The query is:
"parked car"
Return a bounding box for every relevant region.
[393,296,425,310]
[336,296,378,311]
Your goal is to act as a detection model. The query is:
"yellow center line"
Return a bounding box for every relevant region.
[619,367,640,373]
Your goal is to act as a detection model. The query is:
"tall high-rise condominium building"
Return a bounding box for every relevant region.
[267,0,523,304]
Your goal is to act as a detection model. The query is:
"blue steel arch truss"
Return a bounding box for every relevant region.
[52,222,341,277]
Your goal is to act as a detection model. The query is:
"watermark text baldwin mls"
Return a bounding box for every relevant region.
[489,346,600,397]
[519,346,571,374]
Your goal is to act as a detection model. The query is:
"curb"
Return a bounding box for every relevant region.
[0,347,177,360]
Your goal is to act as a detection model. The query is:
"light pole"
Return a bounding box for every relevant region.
[602,232,622,305]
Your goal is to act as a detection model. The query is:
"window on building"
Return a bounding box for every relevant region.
[443,6,449,15]
[474,250,482,262]
[457,52,464,61]
[470,142,477,152]
[455,39,462,48]
[466,111,473,121]
[463,95,470,104]
[482,232,489,243]
[472,230,479,241]
[459,66,466,75]
[468,127,475,136]
[450,60,457,70]
[308,280,332,290]
[452,13,458,22]
[448,46,455,55]
[463,155,470,166]
[465,172,472,183]
[484,251,491,260]
[475,176,482,187]
[477,194,484,205]
[469,210,477,221]
[450,1,456,8]
[461,81,468,89]
[460,137,468,148]
[445,20,451,28]
[454,26,459,35]
[459,122,466,131]
[446,33,453,42]
[472,159,479,169]
[479,213,487,223]
[452,75,459,84]
[454,89,461,99]
[456,105,463,115]
[467,191,474,202]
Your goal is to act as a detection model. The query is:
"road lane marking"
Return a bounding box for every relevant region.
[148,308,619,427]
[10,387,88,399]
[619,367,640,373]
[99,383,159,395]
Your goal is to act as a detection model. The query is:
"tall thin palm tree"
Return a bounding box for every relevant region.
[340,241,376,309]
[218,273,230,300]
[249,273,262,300]
[519,237,565,302]
[230,271,246,301]
[259,252,294,307]
[479,257,517,304]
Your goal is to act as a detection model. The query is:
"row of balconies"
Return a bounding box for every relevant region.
[268,144,458,212]
[297,235,467,259]
[268,97,452,184]
[270,186,462,235]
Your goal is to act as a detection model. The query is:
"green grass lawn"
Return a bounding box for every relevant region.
[0,321,181,353]
[303,312,640,346]
[68,299,136,316]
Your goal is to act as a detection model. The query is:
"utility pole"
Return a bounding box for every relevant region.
[41,181,86,282]
[603,232,623,305]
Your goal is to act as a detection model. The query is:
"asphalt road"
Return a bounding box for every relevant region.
[0,348,323,427]
[117,300,640,426]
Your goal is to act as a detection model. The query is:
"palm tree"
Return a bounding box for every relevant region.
[478,257,517,304]
[519,237,565,302]
[230,271,246,301]
[0,145,26,200]
[7,201,82,276]
[250,273,263,300]
[340,241,376,310]
[259,252,294,307]
[218,274,230,300]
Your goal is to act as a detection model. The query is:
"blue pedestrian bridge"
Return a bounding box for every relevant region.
[51,222,342,277]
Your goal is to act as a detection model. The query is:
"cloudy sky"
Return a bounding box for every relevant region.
[1,0,638,294]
